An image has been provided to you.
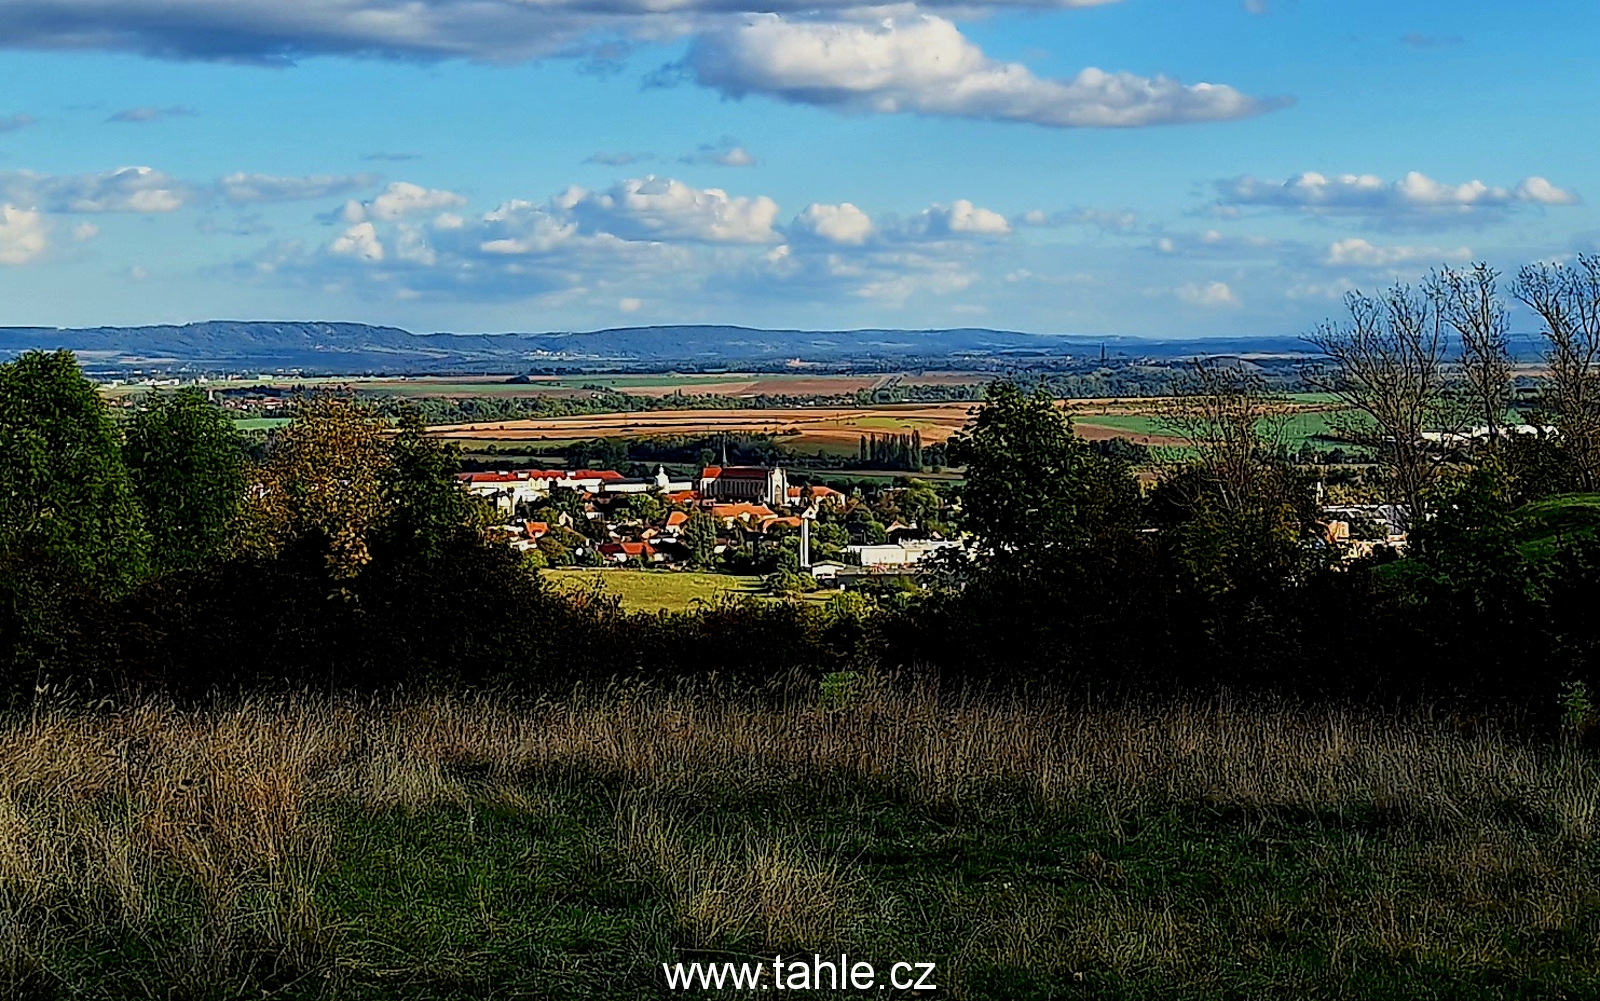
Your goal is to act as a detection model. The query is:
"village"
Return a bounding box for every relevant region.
[459,458,1413,588]
[457,461,964,583]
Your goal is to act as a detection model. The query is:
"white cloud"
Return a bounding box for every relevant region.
[1217,170,1579,224]
[0,205,47,265]
[1323,238,1471,267]
[1151,229,1278,257]
[0,166,189,213]
[687,15,1285,129]
[1517,176,1579,205]
[566,176,780,243]
[329,222,384,262]
[342,181,467,223]
[619,297,643,312]
[0,1,1128,63]
[70,221,99,241]
[1176,280,1240,308]
[793,202,874,245]
[714,146,756,167]
[0,113,35,133]
[903,199,1011,238]
[218,172,378,204]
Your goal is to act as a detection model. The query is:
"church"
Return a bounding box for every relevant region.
[697,465,789,506]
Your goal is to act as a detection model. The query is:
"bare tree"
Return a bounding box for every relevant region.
[1157,357,1292,515]
[1306,285,1460,526]
[1511,255,1600,491]
[1428,263,1513,439]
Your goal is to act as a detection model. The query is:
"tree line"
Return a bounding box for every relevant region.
[4,256,1600,721]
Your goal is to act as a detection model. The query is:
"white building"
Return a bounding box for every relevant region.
[846,540,963,568]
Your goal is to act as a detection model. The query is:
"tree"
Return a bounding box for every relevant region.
[123,387,245,576]
[0,350,148,591]
[1512,255,1600,491]
[1156,358,1293,516]
[1307,285,1459,527]
[945,380,1139,573]
[243,397,389,578]
[1429,263,1513,441]
[683,510,720,568]
[376,408,485,564]
[625,492,664,524]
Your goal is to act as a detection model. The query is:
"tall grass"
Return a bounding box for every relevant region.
[2,685,1598,996]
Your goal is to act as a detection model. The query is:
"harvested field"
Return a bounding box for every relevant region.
[428,405,979,448]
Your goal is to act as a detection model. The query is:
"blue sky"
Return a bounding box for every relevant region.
[0,0,1594,337]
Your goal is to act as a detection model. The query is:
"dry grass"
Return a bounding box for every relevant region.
[1,686,1598,996]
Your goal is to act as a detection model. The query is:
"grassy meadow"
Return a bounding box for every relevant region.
[542,569,839,612]
[3,688,1600,999]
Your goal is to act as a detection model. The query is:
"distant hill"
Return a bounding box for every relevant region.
[0,321,1315,374]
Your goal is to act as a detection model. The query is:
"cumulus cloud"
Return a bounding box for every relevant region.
[329,221,384,261]
[1323,238,1471,268]
[907,199,1011,237]
[1216,170,1580,225]
[686,15,1285,129]
[1176,280,1239,308]
[0,113,36,133]
[107,105,196,123]
[218,172,379,204]
[257,172,1005,313]
[564,176,780,243]
[0,204,48,265]
[793,202,874,245]
[340,181,467,223]
[0,0,1127,64]
[0,166,189,213]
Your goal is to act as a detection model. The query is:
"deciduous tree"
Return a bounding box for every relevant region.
[123,387,244,576]
[1512,255,1600,490]
[1307,285,1459,526]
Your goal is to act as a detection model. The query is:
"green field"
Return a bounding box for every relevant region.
[1075,410,1345,446]
[542,569,839,612]
[232,416,292,431]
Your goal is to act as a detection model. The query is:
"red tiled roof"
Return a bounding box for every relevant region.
[662,490,699,504]
[711,503,774,520]
[703,466,773,480]
[666,511,689,528]
[598,541,656,557]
